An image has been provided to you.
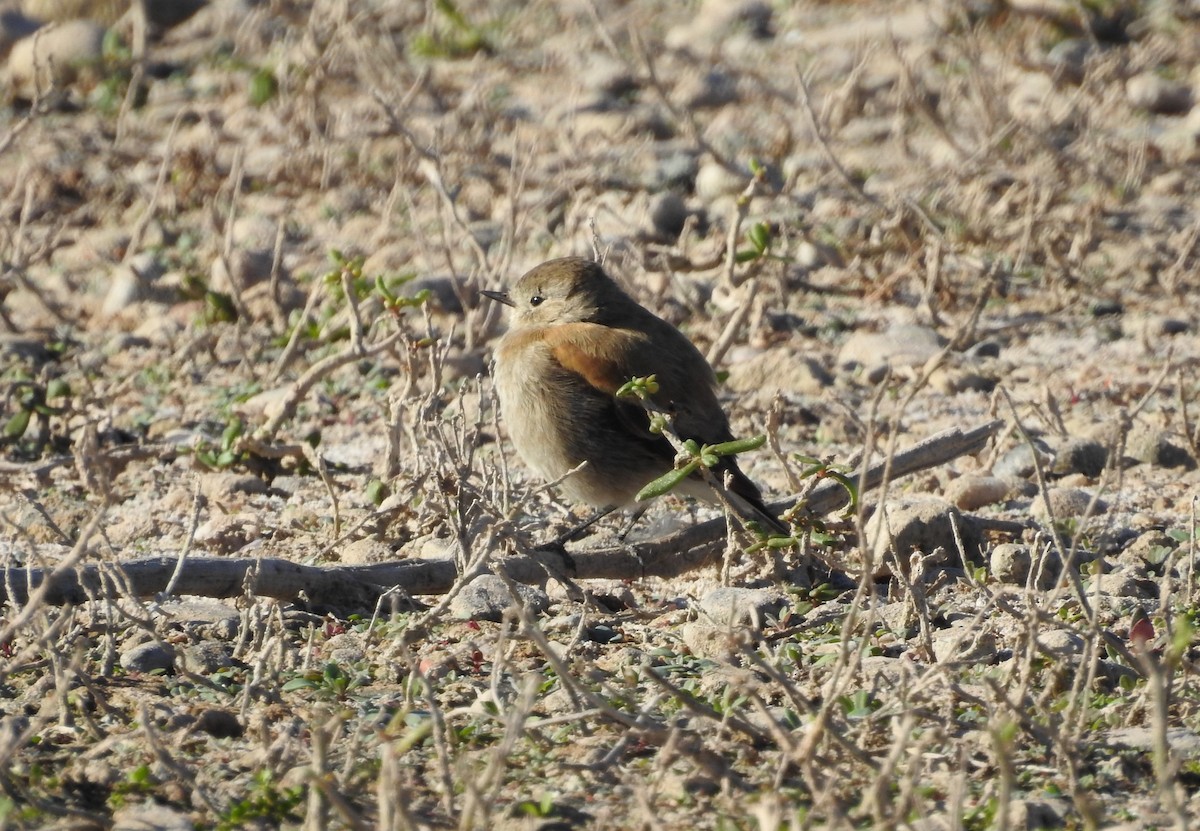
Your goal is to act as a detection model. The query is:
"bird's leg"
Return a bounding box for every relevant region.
[553,505,618,545]
[616,505,649,542]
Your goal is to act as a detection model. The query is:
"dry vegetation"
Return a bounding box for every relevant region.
[2,0,1200,828]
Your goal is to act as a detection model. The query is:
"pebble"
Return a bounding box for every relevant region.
[449,573,549,622]
[1088,567,1158,599]
[863,497,981,569]
[324,632,366,665]
[183,641,238,673]
[645,148,698,192]
[931,625,997,664]
[120,641,177,674]
[1049,438,1108,478]
[100,253,164,318]
[675,68,739,109]
[191,707,244,739]
[1030,487,1107,522]
[6,18,105,100]
[837,324,944,375]
[694,159,747,201]
[724,348,833,398]
[210,248,274,294]
[339,537,395,565]
[648,191,691,239]
[1036,628,1084,658]
[1126,427,1194,469]
[993,440,1052,479]
[944,475,1010,510]
[990,543,1032,585]
[1126,72,1193,115]
[113,804,194,831]
[0,9,39,60]
[697,586,788,629]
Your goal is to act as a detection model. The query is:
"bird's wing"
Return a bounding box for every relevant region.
[542,322,647,395]
[542,322,667,441]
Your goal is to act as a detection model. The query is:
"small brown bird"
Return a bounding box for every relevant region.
[483,257,787,536]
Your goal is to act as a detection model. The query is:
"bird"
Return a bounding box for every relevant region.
[482,256,788,537]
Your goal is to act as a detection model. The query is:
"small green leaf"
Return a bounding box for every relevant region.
[748,222,771,253]
[636,460,700,501]
[707,434,766,456]
[735,248,761,263]
[204,291,238,324]
[46,379,71,400]
[3,410,30,439]
[249,68,278,107]
[366,479,389,506]
[682,439,701,456]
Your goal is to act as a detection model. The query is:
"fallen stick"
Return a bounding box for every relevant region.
[0,421,1002,608]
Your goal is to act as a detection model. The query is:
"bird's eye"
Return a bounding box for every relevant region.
[529,295,544,306]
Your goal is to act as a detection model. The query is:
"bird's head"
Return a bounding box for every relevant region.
[481,257,627,327]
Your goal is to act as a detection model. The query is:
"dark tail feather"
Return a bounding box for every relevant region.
[719,463,790,536]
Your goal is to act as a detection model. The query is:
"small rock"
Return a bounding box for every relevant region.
[725,348,833,398]
[1126,72,1193,115]
[864,497,982,569]
[194,514,261,553]
[324,632,366,665]
[694,160,746,201]
[681,620,739,661]
[467,220,503,251]
[648,191,690,239]
[665,0,773,51]
[931,624,997,663]
[675,68,738,109]
[112,803,194,831]
[210,248,274,294]
[198,471,269,502]
[1088,299,1123,317]
[966,340,1002,359]
[339,537,395,565]
[697,587,788,629]
[6,18,105,100]
[0,9,39,60]
[1049,438,1108,478]
[449,574,549,622]
[837,324,944,374]
[1044,37,1092,83]
[944,475,1010,510]
[1127,427,1194,469]
[183,641,237,673]
[100,254,165,317]
[648,150,699,191]
[990,543,1032,585]
[993,440,1052,479]
[120,642,176,674]
[1088,567,1158,599]
[191,708,244,739]
[1036,628,1084,658]
[1010,798,1072,830]
[1104,727,1200,756]
[1030,487,1107,522]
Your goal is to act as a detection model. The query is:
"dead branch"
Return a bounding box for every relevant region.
[1,421,1001,608]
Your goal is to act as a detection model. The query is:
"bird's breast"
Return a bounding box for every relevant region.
[493,333,576,483]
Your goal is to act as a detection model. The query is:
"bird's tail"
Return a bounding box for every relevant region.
[718,465,791,537]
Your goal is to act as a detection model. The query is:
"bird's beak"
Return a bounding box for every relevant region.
[480,289,514,307]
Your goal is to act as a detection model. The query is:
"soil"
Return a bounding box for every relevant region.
[2,0,1200,828]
